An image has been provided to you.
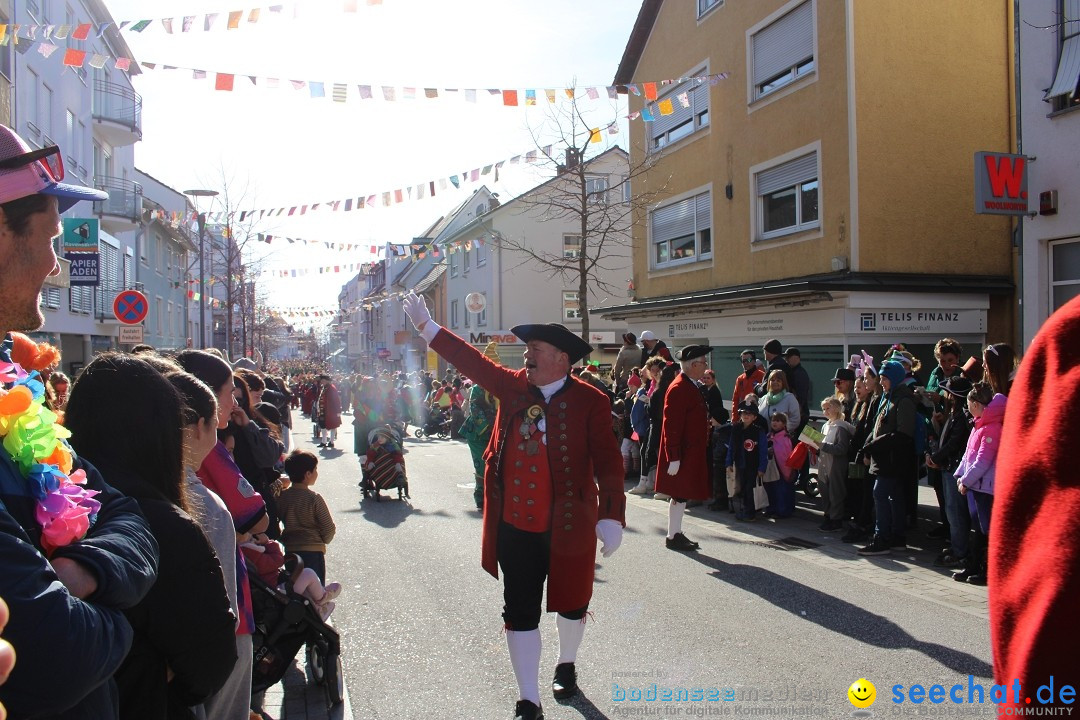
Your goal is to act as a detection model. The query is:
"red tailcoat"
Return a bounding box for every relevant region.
[430,329,625,612]
[656,372,711,500]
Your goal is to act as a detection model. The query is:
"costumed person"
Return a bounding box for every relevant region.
[990,294,1080,709]
[315,374,342,448]
[363,426,410,501]
[655,345,713,551]
[462,342,500,510]
[0,125,161,720]
[402,292,625,720]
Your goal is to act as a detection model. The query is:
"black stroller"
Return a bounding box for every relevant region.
[413,405,451,439]
[360,426,410,501]
[249,555,344,707]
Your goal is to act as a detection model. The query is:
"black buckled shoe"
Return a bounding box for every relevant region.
[552,662,578,699]
[514,699,544,720]
[665,533,700,551]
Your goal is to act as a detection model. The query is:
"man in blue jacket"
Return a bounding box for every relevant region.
[0,124,159,719]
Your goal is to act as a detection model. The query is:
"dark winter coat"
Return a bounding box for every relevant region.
[0,456,159,720]
[99,467,237,720]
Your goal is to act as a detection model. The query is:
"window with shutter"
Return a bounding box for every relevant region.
[754,151,820,240]
[649,190,713,269]
[751,1,815,102]
[648,67,710,150]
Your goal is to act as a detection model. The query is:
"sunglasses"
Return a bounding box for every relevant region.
[740,358,753,364]
[0,145,64,182]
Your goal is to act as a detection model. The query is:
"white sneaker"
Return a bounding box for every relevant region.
[653,493,671,501]
[318,600,336,621]
[628,479,650,495]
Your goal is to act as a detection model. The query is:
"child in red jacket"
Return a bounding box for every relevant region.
[241,533,342,620]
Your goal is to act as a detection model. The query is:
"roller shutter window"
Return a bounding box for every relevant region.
[757,152,819,238]
[649,73,709,149]
[651,191,712,267]
[752,1,815,100]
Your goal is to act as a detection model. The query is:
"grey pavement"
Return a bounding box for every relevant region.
[278,413,991,719]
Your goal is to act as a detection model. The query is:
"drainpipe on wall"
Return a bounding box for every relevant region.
[1012,0,1024,348]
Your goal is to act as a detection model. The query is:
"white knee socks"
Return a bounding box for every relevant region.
[556,614,586,664]
[506,629,542,705]
[667,499,686,539]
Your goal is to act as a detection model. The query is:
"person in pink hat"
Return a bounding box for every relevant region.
[0,125,162,720]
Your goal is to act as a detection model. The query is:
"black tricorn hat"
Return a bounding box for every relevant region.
[832,368,856,382]
[675,344,712,362]
[511,323,593,364]
[942,375,973,398]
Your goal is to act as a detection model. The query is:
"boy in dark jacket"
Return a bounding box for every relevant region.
[726,403,769,521]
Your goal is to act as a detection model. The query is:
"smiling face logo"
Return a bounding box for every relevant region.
[848,678,876,708]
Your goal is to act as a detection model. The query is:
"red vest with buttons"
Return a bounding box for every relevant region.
[501,420,553,533]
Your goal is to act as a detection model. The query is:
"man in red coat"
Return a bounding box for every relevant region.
[656,345,713,551]
[316,374,342,448]
[990,295,1080,707]
[403,293,625,720]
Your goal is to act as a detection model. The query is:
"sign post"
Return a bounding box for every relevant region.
[113,290,149,325]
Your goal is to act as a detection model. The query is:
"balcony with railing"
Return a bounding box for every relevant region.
[92,80,143,146]
[93,176,143,233]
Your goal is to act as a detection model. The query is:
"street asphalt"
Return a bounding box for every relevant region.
[290,415,994,720]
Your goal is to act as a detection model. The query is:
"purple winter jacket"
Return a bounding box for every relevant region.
[955,393,1007,494]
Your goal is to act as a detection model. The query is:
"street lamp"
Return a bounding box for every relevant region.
[184,189,219,350]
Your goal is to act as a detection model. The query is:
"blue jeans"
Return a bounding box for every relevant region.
[967,490,993,535]
[872,475,906,542]
[942,469,969,557]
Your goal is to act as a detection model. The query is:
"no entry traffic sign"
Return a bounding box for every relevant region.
[113,290,149,325]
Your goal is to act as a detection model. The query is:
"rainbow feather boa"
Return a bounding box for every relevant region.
[0,360,99,553]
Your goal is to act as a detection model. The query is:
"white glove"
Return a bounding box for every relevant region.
[365,462,375,471]
[403,292,432,331]
[667,460,681,475]
[394,463,404,475]
[595,519,623,558]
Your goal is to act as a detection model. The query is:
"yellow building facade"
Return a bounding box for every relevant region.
[603,0,1015,398]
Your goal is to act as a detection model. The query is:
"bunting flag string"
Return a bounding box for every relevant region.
[256,233,383,252]
[0,24,731,122]
[194,138,625,222]
[0,1,386,42]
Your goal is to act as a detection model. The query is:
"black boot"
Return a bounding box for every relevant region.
[965,531,987,585]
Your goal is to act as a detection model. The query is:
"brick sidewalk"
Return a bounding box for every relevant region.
[260,656,351,720]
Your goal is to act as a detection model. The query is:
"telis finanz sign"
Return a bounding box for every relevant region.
[974,152,1029,216]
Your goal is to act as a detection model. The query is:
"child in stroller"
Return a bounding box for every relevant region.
[246,551,344,707]
[360,426,410,501]
[414,403,451,439]
[242,532,343,620]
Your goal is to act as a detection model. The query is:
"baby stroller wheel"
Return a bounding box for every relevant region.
[414,427,424,439]
[437,428,449,440]
[325,651,344,706]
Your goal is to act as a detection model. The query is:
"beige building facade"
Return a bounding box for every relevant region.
[602,0,1016,399]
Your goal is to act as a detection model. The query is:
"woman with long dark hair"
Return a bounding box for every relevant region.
[65,353,236,719]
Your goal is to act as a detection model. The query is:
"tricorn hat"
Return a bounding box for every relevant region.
[737,401,761,417]
[832,368,856,382]
[511,323,593,364]
[942,375,973,398]
[675,344,712,362]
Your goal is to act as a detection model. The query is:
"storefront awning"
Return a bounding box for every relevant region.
[1046,34,1080,101]
[594,271,1013,321]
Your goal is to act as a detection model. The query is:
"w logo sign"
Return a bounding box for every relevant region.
[974,151,1029,216]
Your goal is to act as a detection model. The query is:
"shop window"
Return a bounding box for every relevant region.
[1051,237,1080,311]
